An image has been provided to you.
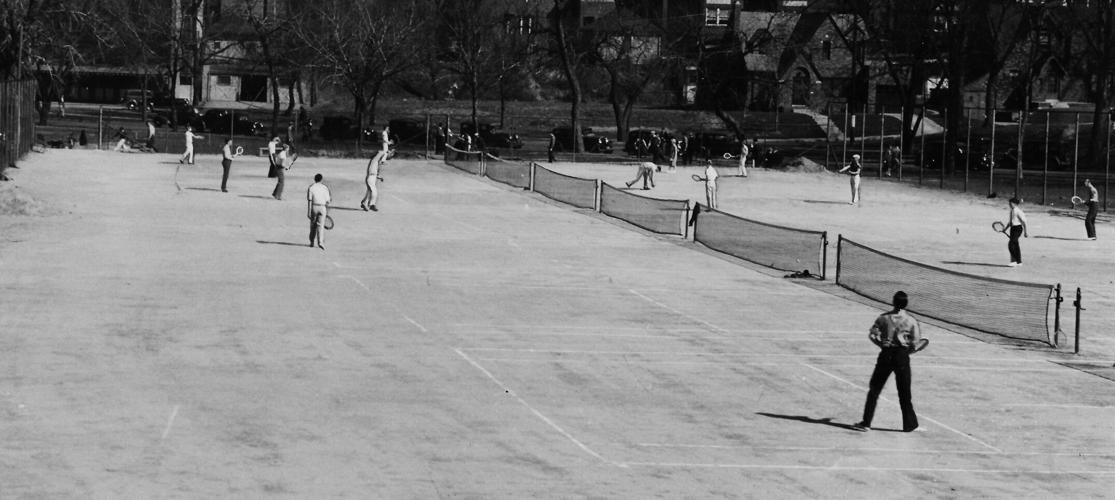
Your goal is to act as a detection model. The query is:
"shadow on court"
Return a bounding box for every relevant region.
[256,240,310,247]
[186,187,223,193]
[329,206,363,212]
[239,195,276,201]
[802,200,848,205]
[1032,235,1090,241]
[754,412,861,431]
[941,260,1014,268]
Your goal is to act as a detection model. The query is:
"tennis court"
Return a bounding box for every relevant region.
[0,149,1112,497]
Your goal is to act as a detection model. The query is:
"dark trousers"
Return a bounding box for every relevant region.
[1085,201,1097,238]
[268,159,278,178]
[272,169,285,199]
[221,159,231,191]
[1008,225,1023,263]
[861,348,918,431]
[548,148,555,163]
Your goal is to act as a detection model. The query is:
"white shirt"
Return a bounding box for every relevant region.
[277,149,288,168]
[185,131,197,147]
[705,164,719,183]
[307,182,331,205]
[268,140,278,156]
[222,143,233,160]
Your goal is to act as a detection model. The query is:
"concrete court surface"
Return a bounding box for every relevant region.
[0,149,1112,498]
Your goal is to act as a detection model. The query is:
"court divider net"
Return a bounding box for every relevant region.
[532,164,598,209]
[599,182,689,236]
[693,206,827,277]
[836,236,1055,345]
[483,153,530,189]
[444,143,484,175]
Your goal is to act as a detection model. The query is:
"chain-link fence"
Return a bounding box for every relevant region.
[1,79,37,172]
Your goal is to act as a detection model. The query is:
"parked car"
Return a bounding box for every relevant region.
[319,115,375,141]
[460,122,523,150]
[201,109,263,136]
[624,129,661,155]
[690,132,741,158]
[551,126,612,153]
[996,143,1072,171]
[155,98,203,128]
[388,118,431,146]
[121,89,154,111]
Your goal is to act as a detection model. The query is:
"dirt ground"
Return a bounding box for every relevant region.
[0,149,1112,498]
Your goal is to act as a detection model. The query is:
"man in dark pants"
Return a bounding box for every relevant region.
[1084,179,1099,240]
[219,138,237,192]
[1007,197,1028,266]
[853,291,921,433]
[547,132,556,163]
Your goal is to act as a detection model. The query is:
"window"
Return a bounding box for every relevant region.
[179,74,191,85]
[583,16,596,25]
[822,40,832,60]
[705,8,730,26]
[217,75,231,86]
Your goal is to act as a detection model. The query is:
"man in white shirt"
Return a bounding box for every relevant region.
[737,141,749,177]
[267,136,281,178]
[1083,179,1099,240]
[272,144,291,200]
[625,161,656,190]
[704,160,719,210]
[1007,197,1029,266]
[307,173,331,250]
[361,150,386,212]
[220,138,241,192]
[179,126,202,164]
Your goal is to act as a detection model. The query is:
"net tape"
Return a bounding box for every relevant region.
[694,206,826,276]
[444,143,483,175]
[837,236,1054,344]
[483,153,530,189]
[533,164,597,209]
[600,182,688,236]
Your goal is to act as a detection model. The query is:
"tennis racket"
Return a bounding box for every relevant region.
[691,174,706,182]
[1071,195,1085,208]
[910,338,929,354]
[991,221,1009,236]
[235,145,244,157]
[323,214,334,230]
[286,152,299,169]
[722,152,735,159]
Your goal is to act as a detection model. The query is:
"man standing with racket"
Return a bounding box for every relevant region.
[837,154,863,204]
[853,291,922,433]
[307,173,331,250]
[737,140,750,177]
[703,160,719,210]
[267,136,281,178]
[272,144,292,200]
[219,138,242,192]
[1083,179,1099,240]
[1005,197,1029,266]
[361,149,386,211]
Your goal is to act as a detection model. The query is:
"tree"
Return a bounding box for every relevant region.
[297,0,424,148]
[546,0,598,153]
[240,0,290,137]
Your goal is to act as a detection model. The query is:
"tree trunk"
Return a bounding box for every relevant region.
[554,4,583,153]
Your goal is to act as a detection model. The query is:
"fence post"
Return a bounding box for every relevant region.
[918,106,925,185]
[842,102,849,167]
[825,101,832,171]
[860,103,867,164]
[940,107,947,189]
[834,234,843,284]
[878,106,885,178]
[1015,108,1024,197]
[898,106,904,181]
[964,108,971,192]
[820,232,828,281]
[990,115,996,196]
[1043,112,1050,205]
[98,106,104,150]
[1106,110,1111,212]
[1073,113,1080,197]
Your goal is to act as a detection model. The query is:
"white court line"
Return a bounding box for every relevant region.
[507,238,521,250]
[636,443,1115,457]
[467,358,1074,372]
[341,275,427,333]
[1003,403,1115,409]
[629,289,729,333]
[387,193,410,206]
[618,461,1115,475]
[161,405,180,441]
[453,348,620,467]
[332,262,342,268]
[801,363,1003,453]
[459,348,1062,364]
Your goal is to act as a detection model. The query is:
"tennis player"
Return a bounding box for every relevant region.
[704,160,719,210]
[307,173,331,250]
[853,291,921,433]
[361,149,386,212]
[381,125,393,155]
[1084,179,1099,240]
[272,144,291,200]
[267,136,281,178]
[737,141,749,177]
[219,138,239,192]
[1007,197,1028,266]
[625,161,656,190]
[179,126,203,165]
[837,154,862,204]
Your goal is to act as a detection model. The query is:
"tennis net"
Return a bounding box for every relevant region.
[483,153,530,189]
[836,236,1055,345]
[532,164,598,209]
[599,182,689,236]
[693,206,828,277]
[444,143,483,175]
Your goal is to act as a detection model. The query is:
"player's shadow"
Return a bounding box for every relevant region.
[941,261,1013,268]
[802,200,848,205]
[238,195,276,201]
[755,412,861,431]
[256,240,310,248]
[329,206,363,212]
[186,187,222,192]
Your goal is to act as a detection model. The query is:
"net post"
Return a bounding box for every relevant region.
[834,234,843,284]
[1073,287,1083,355]
[683,202,691,240]
[594,179,601,212]
[820,231,828,280]
[1053,283,1064,347]
[529,161,536,192]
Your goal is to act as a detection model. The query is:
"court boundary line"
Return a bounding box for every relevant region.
[453,348,622,467]
[629,289,729,333]
[342,275,427,332]
[617,461,1115,474]
[635,442,1115,457]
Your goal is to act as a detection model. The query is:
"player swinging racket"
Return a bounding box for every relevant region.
[837,154,863,204]
[853,291,923,433]
[307,173,331,250]
[361,149,387,212]
[219,138,243,192]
